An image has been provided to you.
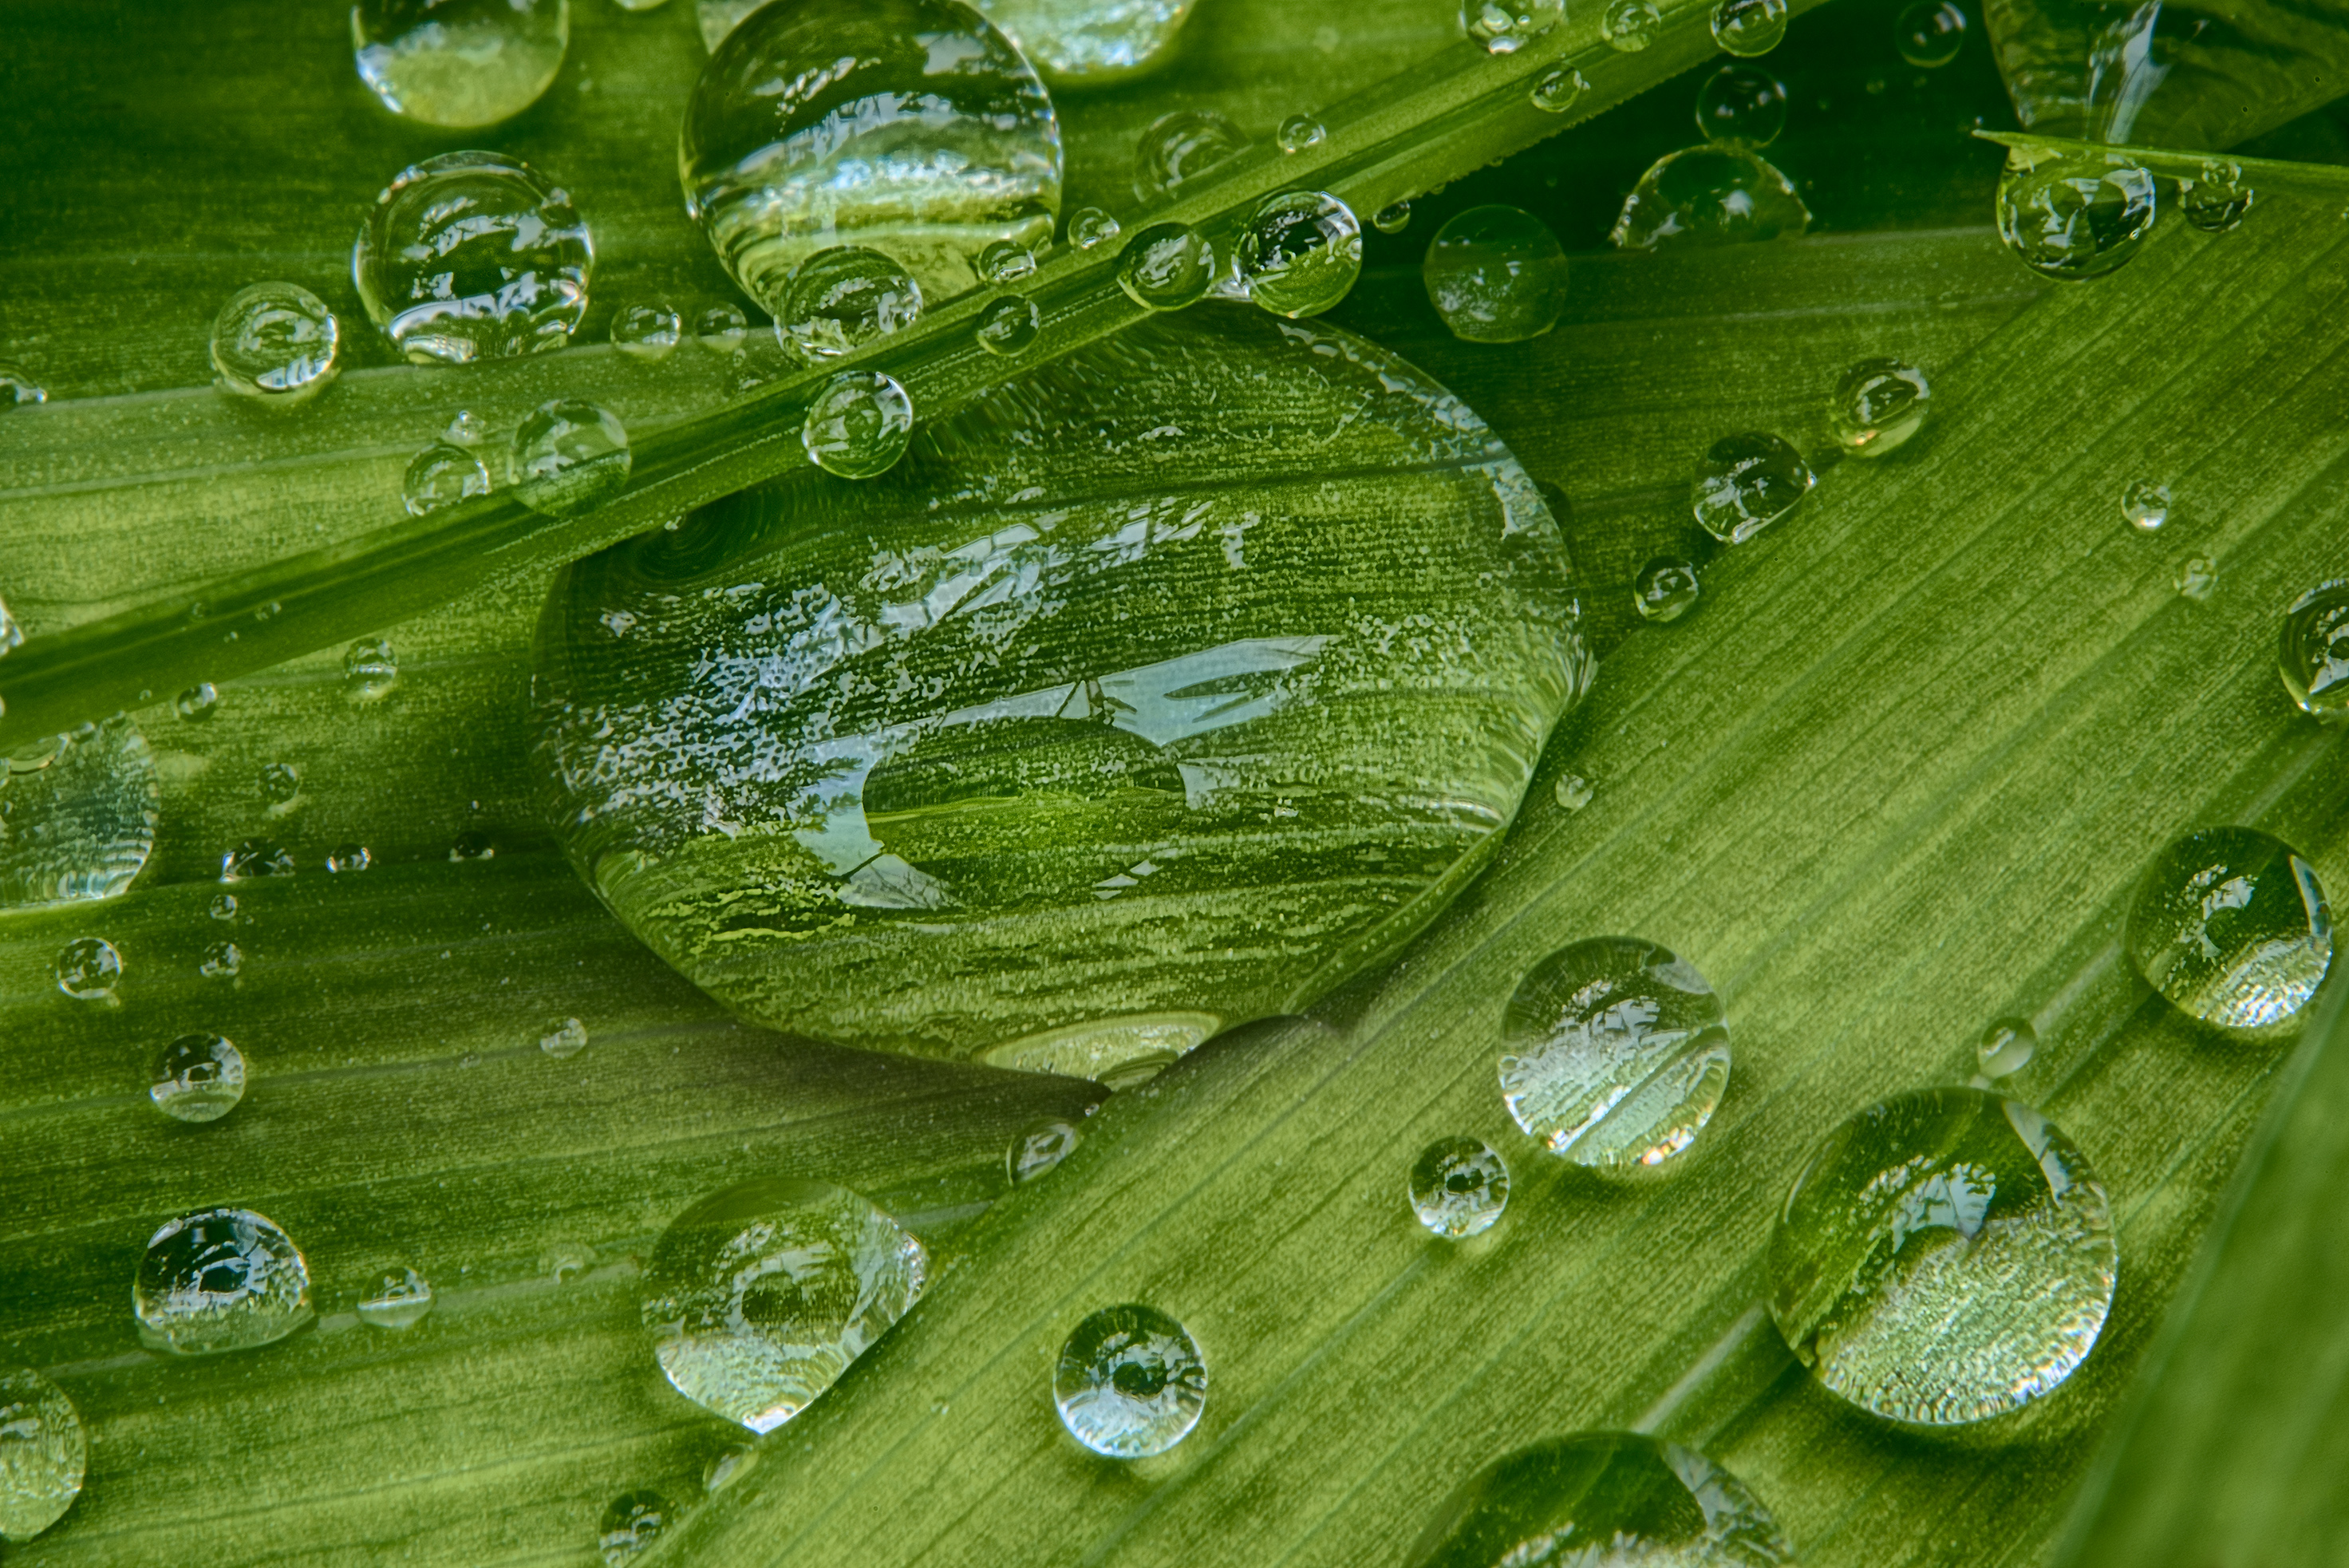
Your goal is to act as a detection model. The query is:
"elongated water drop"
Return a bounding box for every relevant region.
[1977,1017,2036,1077]
[151,1034,247,1123]
[1423,206,1567,344]
[1133,109,1249,203]
[613,300,683,359]
[1463,0,1561,52]
[1054,1304,1206,1457]
[211,283,341,405]
[352,0,569,127]
[1611,144,1810,249]
[1603,0,1661,49]
[1771,1087,2115,1424]
[1696,64,1786,146]
[1692,432,1812,543]
[642,1178,927,1432]
[1117,222,1218,310]
[54,937,122,1001]
[1407,1136,1510,1238]
[1009,1118,1081,1184]
[1068,207,1120,251]
[0,1368,85,1542]
[1893,0,1965,65]
[1632,558,1700,622]
[1829,357,1931,457]
[354,152,592,363]
[802,370,915,479]
[599,1490,671,1565]
[1372,199,1412,235]
[511,400,630,518]
[0,717,158,911]
[2280,580,2349,720]
[776,248,923,361]
[1995,148,2155,282]
[2182,161,2255,234]
[135,1207,314,1355]
[1710,0,1786,55]
[2126,826,2331,1036]
[2122,478,2170,531]
[976,294,1041,356]
[0,366,46,410]
[220,839,295,880]
[356,1268,436,1329]
[1236,191,1362,318]
[403,440,492,517]
[1530,65,1588,113]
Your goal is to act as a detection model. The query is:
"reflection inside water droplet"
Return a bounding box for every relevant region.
[1133,109,1250,202]
[54,937,121,1001]
[598,1488,671,1566]
[776,247,923,361]
[357,1268,436,1330]
[1710,0,1786,55]
[1407,1136,1510,1238]
[1976,1017,2036,1077]
[1632,558,1700,622]
[1009,1117,1082,1184]
[0,1366,85,1542]
[2280,580,2349,721]
[354,151,592,364]
[352,0,570,128]
[1055,1303,1206,1456]
[511,400,631,518]
[1692,432,1812,543]
[1829,357,1931,457]
[2127,826,2331,1036]
[151,1033,247,1123]
[2122,479,2170,531]
[1995,149,2155,282]
[211,282,340,405]
[1423,206,1568,344]
[1612,144,1811,250]
[134,1207,314,1355]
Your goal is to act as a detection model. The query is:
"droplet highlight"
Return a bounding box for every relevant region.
[220,839,295,880]
[150,1034,247,1124]
[0,1367,85,1542]
[1692,432,1812,543]
[1710,0,1786,55]
[1054,1304,1206,1458]
[356,1268,436,1330]
[1829,357,1931,457]
[210,282,341,405]
[54,937,121,1001]
[802,370,915,480]
[1407,1136,1510,1238]
[352,0,569,127]
[1423,205,1568,344]
[2127,826,2331,1037]
[1530,65,1589,113]
[1463,0,1562,53]
[354,151,592,364]
[1276,113,1325,153]
[2122,479,2170,532]
[134,1207,315,1355]
[511,400,631,518]
[540,1016,590,1058]
[776,247,924,361]
[1632,558,1701,622]
[1995,148,2155,282]
[1236,191,1363,319]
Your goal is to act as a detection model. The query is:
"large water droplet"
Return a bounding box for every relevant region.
[1893,0,1965,66]
[599,1490,672,1565]
[614,299,684,360]
[776,247,924,361]
[352,0,569,127]
[0,365,48,411]
[1632,557,1701,622]
[977,241,1037,286]
[0,1367,85,1542]
[1696,64,1786,146]
[1829,357,1931,458]
[151,1033,247,1123]
[2280,580,2349,721]
[2122,478,2170,532]
[403,440,492,518]
[802,370,915,479]
[354,151,593,364]
[2181,161,2255,234]
[1236,191,1362,319]
[681,0,1060,311]
[1054,1304,1206,1457]
[135,1207,315,1356]
[1691,432,1812,543]
[1068,207,1120,251]
[54,936,122,1001]
[1603,0,1661,49]
[1462,0,1561,53]
[210,283,341,405]
[1995,149,2156,282]
[1771,1087,2115,1424]
[356,1268,436,1330]
[2126,826,2331,1036]
[1009,1117,1081,1184]
[1610,144,1811,249]
[1499,937,1730,1175]
[972,0,1198,81]
[1132,109,1250,203]
[1423,206,1568,344]
[511,400,631,518]
[220,839,295,880]
[1116,222,1218,311]
[1977,1017,2036,1077]
[976,294,1042,356]
[1710,0,1786,55]
[1408,1431,1790,1568]
[1407,1136,1510,1238]
[642,1178,927,1432]
[0,717,158,911]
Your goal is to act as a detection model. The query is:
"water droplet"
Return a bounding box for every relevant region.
[1409,1431,1790,1568]
[703,1445,754,1491]
[441,409,489,446]
[402,440,492,519]
[1407,1136,1510,1238]
[643,1178,928,1432]
[1770,1087,2115,1424]
[693,302,749,353]
[1500,937,1730,1175]
[336,640,398,707]
[356,1268,436,1330]
[1696,64,1786,146]
[1977,1017,2036,1077]
[0,718,158,910]
[54,937,122,1001]
[683,0,1059,310]
[976,294,1042,356]
[1462,0,1561,53]
[199,941,243,980]
[1112,223,1214,313]
[1692,432,1812,543]
[598,1490,672,1566]
[209,893,239,920]
[1995,148,2155,282]
[1371,199,1412,235]
[540,1016,590,1058]
[1710,0,1787,55]
[1133,109,1250,203]
[135,1207,314,1355]
[1068,207,1121,251]
[2122,478,2171,531]
[1007,1118,1081,1186]
[1054,1304,1206,1457]
[221,839,296,880]
[355,152,591,364]
[2280,579,2349,720]
[1423,206,1568,344]
[321,844,372,878]
[613,299,684,360]
[776,247,924,361]
[0,365,48,410]
[801,369,915,480]
[209,282,340,405]
[1893,0,1965,66]
[0,1367,85,1542]
[544,1246,594,1283]
[977,240,1039,286]
[2181,161,2255,234]
[352,0,569,126]
[1633,558,1701,622]
[1530,65,1589,113]
[511,400,631,518]
[1603,0,1661,49]
[2127,826,2331,1036]
[259,760,300,808]
[2174,555,2217,602]
[449,828,495,862]
[1611,144,1811,249]
[1236,191,1363,319]
[176,683,220,721]
[150,1034,247,1124]
[1276,113,1325,153]
[1553,773,1593,811]
[1829,357,1931,457]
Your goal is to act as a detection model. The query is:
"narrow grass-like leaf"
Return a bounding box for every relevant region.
[1972,128,2349,199]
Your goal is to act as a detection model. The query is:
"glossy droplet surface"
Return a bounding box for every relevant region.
[614,300,683,360]
[2122,479,2170,532]
[403,441,492,518]
[354,151,592,364]
[211,282,340,405]
[1995,150,2155,282]
[977,241,1036,286]
[1554,773,1593,811]
[1696,65,1786,146]
[1830,357,1931,457]
[642,1178,927,1432]
[0,717,159,911]
[801,370,915,479]
[777,247,923,361]
[221,839,295,879]
[2176,556,2218,602]
[1710,0,1786,55]
[199,940,242,979]
[0,366,47,410]
[694,302,749,352]
[1117,222,1217,310]
[1055,1304,1206,1457]
[1372,200,1412,235]
[2182,162,2255,234]
[1633,558,1701,623]
[1236,191,1362,319]
[1530,65,1588,113]
[1408,1431,1790,1568]
[599,1490,671,1566]
[976,294,1041,356]
[1068,207,1120,251]
[0,1367,85,1542]
[345,638,400,701]
[1407,1136,1510,1238]
[356,1268,436,1330]
[971,0,1196,80]
[135,1207,314,1356]
[54,937,121,1001]
[2126,826,2331,1036]
[1009,1118,1081,1184]
[1463,0,1561,53]
[1423,205,1568,344]
[260,760,301,807]
[210,893,239,920]
[1500,937,1731,1175]
[176,684,220,721]
[1692,432,1812,543]
[1603,0,1661,49]
[352,0,568,127]
[1611,144,1811,250]
[1133,109,1249,203]
[151,1033,247,1123]
[450,828,495,861]
[1977,1017,2036,1077]
[540,1016,590,1057]
[682,0,1060,312]
[1770,1087,2116,1424]
[1276,113,1325,153]
[2280,580,2349,720]
[511,400,630,518]
[1893,0,1965,66]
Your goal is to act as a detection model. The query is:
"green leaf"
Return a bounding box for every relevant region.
[1974,128,2349,199]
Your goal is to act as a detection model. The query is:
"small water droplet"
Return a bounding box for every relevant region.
[354,151,591,363]
[352,0,568,127]
[176,683,220,721]
[150,1033,247,1123]
[442,409,489,446]
[598,1489,672,1566]
[1236,191,1363,319]
[510,399,631,518]
[1696,63,1786,146]
[221,839,295,880]
[2122,478,2171,531]
[693,302,749,353]
[1829,357,1931,457]
[1894,0,1965,65]
[402,440,492,517]
[2280,579,2349,720]
[1603,0,1661,49]
[1692,432,1813,543]
[1423,206,1568,344]
[702,1444,754,1491]
[1275,113,1325,153]
[2181,161,2255,234]
[210,282,341,405]
[643,1178,928,1432]
[1068,207,1121,251]
[1995,148,2155,282]
[324,843,373,875]
[1976,1017,2036,1077]
[1530,65,1589,113]
[1612,144,1811,249]
[1054,1303,1206,1457]
[1711,0,1787,54]
[0,365,49,410]
[540,1016,590,1058]
[54,937,122,1001]
[801,370,915,480]
[976,240,1038,286]
[0,1367,85,1542]
[1407,1136,1509,1238]
[1462,0,1562,52]
[2127,826,2331,1036]
[613,299,684,360]
[1553,772,1593,811]
[343,637,400,702]
[1116,222,1218,311]
[2175,555,2218,602]
[199,941,243,980]
[976,294,1042,356]
[1133,109,1250,202]
[543,1246,594,1285]
[776,247,925,360]
[355,1268,436,1330]
[1008,1118,1081,1185]
[135,1207,314,1355]
[1633,558,1701,622]
[209,893,239,921]
[1371,199,1412,235]
[449,828,495,862]
[259,761,301,807]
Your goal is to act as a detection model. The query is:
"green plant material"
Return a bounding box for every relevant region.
[648,203,2349,1568]
[1974,128,2349,199]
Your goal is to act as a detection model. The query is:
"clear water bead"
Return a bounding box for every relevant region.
[613,300,683,360]
[2182,162,2255,234]
[1236,191,1362,319]
[511,400,630,518]
[2127,826,2331,1037]
[352,0,569,127]
[1696,64,1786,146]
[1407,1136,1510,1238]
[2176,556,2218,602]
[1009,1118,1081,1185]
[199,940,243,979]
[135,1207,315,1355]
[54,937,121,1001]
[1830,357,1931,457]
[642,1178,928,1432]
[151,1033,247,1123]
[1423,206,1568,344]
[1692,432,1812,543]
[1372,199,1412,235]
[403,441,492,518]
[442,409,488,445]
[1977,1017,2036,1077]
[210,282,341,405]
[977,241,1037,286]
[1771,1087,2116,1424]
[1054,1304,1206,1457]
[220,839,295,879]
[1554,773,1593,811]
[1463,0,1562,53]
[0,365,47,410]
[1500,936,1731,1175]
[1276,113,1325,153]
[356,1268,436,1330]
[2280,580,2349,720]
[977,295,1041,356]
[326,843,373,873]
[1117,222,1218,311]
[1068,207,1121,251]
[694,302,749,352]
[1633,558,1701,622]
[2122,479,2170,531]
[777,248,923,361]
[971,0,1198,81]
[1133,109,1250,203]
[209,893,239,920]
[1530,66,1589,113]
[0,717,159,911]
[681,0,1060,311]
[599,1490,671,1566]
[0,595,18,656]
[176,684,220,721]
[259,760,301,807]
[1611,144,1811,249]
[450,828,495,861]
[802,370,915,479]
[0,1367,85,1542]
[1893,0,1965,66]
[354,151,592,364]
[344,637,400,701]
[1710,0,1787,55]
[1603,0,1662,49]
[1995,149,2156,282]
[540,1016,590,1057]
